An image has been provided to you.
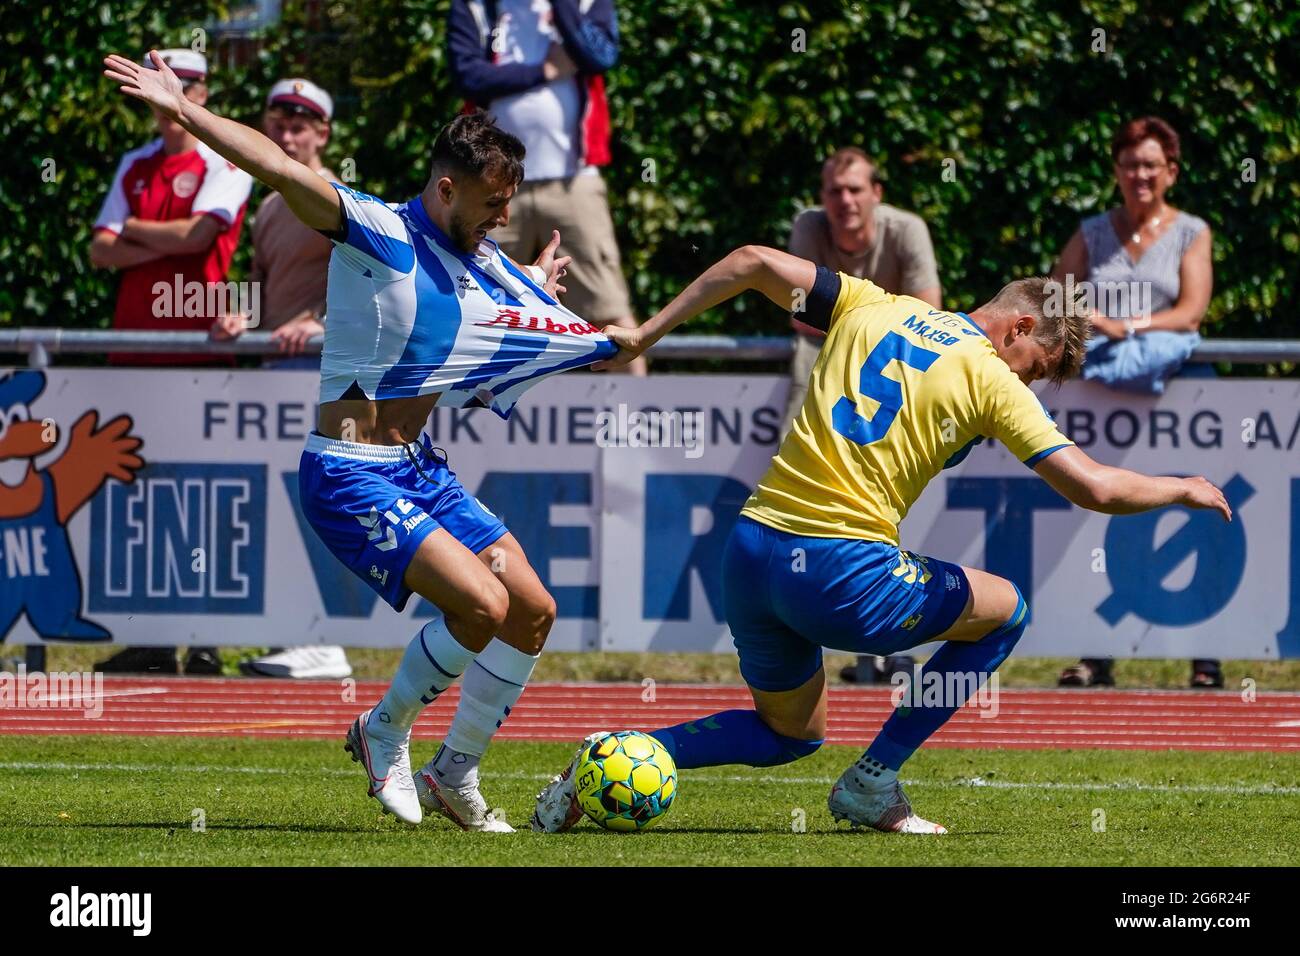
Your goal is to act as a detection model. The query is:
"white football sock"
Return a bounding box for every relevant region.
[429,639,539,787]
[370,617,476,735]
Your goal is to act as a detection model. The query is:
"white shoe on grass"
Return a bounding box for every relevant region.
[530,731,609,833]
[415,769,513,832]
[344,710,420,824]
[828,771,947,834]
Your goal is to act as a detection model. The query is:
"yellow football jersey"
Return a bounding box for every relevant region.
[742,273,1072,545]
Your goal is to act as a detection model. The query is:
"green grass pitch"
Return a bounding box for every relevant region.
[2,735,1298,866]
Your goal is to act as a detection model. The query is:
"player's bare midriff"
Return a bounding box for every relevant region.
[318,394,443,446]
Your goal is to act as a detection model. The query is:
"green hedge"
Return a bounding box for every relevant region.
[3,0,1298,356]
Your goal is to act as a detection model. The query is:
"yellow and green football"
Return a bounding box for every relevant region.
[573,731,678,831]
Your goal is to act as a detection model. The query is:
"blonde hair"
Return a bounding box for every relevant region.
[984,277,1092,385]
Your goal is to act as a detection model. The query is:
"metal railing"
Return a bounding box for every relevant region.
[4,326,1294,672]
[3,328,1300,365]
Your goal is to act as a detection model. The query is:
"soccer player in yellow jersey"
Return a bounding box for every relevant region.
[533,246,1231,835]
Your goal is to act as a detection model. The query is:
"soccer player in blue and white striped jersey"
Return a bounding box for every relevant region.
[105,50,618,830]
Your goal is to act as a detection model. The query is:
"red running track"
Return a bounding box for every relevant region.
[3,678,1300,751]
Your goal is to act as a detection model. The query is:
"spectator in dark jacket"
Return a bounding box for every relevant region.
[447,0,645,374]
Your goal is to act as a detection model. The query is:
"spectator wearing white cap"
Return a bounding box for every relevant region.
[212,78,353,681]
[211,78,339,366]
[89,48,251,676]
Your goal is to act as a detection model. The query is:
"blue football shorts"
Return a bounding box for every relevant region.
[722,515,972,692]
[297,431,507,612]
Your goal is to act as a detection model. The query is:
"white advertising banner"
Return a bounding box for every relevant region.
[2,369,1297,658]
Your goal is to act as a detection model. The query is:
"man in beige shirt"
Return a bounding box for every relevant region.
[212,78,352,681]
[212,78,338,364]
[782,147,942,686]
[783,147,942,439]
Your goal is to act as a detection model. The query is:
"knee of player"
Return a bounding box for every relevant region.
[1007,582,1028,625]
[533,590,557,631]
[466,579,511,638]
[985,581,1029,650]
[516,591,557,655]
[779,734,824,763]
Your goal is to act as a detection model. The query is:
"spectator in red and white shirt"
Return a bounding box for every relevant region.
[88,49,248,676]
[90,49,252,368]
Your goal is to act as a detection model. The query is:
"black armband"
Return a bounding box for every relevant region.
[799,265,841,332]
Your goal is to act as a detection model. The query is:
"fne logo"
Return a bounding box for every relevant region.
[89,462,267,614]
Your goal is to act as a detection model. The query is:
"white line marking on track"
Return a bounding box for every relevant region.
[9,687,171,706]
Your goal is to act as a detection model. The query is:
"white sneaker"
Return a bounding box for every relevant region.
[414,769,513,832]
[344,710,420,824]
[244,645,352,679]
[530,731,609,833]
[828,769,947,834]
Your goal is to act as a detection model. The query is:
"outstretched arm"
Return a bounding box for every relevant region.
[595,245,817,369]
[1035,445,1230,520]
[102,51,340,232]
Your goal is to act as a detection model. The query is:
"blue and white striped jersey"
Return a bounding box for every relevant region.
[319,183,617,417]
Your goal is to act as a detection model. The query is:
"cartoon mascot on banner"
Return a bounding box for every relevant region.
[0,370,144,641]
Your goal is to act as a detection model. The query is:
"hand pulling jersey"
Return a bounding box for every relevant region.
[320,183,616,417]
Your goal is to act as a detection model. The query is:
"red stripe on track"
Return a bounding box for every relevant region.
[2,679,1299,751]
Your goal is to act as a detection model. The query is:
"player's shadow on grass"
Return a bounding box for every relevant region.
[589,826,997,836]
[639,826,785,835]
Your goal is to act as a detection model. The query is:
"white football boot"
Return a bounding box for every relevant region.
[530,731,610,833]
[414,768,513,832]
[828,767,947,834]
[243,645,352,679]
[344,710,421,824]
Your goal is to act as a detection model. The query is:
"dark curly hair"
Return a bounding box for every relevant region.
[429,111,526,187]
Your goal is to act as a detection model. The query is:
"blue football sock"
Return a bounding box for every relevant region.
[651,709,823,769]
[865,590,1028,771]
